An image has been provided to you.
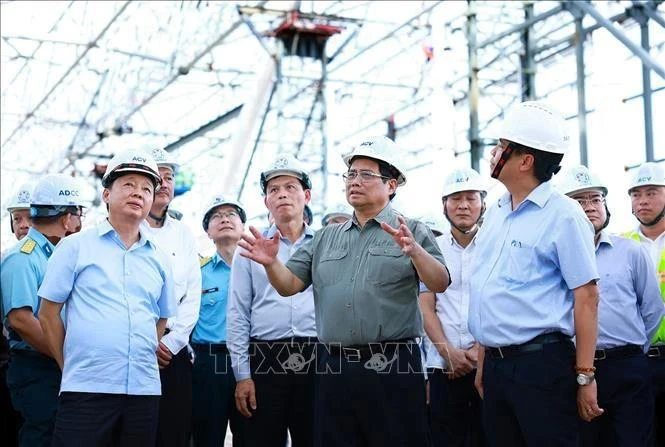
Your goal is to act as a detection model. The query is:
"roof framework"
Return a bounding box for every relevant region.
[1,0,663,229]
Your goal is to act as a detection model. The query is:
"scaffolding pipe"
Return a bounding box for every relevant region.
[637,9,655,161]
[467,0,481,171]
[521,2,536,101]
[575,14,589,166]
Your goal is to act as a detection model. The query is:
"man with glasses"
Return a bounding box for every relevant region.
[1,174,85,447]
[191,196,246,447]
[559,165,663,446]
[622,161,665,445]
[228,154,317,447]
[37,150,175,446]
[237,136,449,446]
[144,148,201,447]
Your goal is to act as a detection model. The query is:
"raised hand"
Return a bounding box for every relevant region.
[380,215,421,257]
[238,226,281,266]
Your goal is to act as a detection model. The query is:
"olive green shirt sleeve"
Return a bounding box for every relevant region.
[285,232,317,288]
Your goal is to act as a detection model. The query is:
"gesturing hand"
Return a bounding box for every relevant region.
[238,226,281,266]
[380,216,421,257]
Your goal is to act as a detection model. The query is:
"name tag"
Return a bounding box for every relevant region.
[202,287,219,295]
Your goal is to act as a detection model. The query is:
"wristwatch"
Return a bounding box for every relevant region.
[576,373,595,386]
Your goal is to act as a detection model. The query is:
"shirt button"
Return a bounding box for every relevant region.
[350,277,354,281]
[125,271,131,276]
[346,303,351,308]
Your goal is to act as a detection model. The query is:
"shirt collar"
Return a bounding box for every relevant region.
[26,227,55,252]
[98,218,153,249]
[498,181,554,210]
[343,203,396,231]
[597,230,613,248]
[445,230,477,248]
[211,252,231,269]
[266,222,315,241]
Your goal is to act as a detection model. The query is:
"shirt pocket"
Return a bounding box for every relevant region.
[597,270,631,304]
[367,246,412,284]
[504,242,535,285]
[315,249,348,286]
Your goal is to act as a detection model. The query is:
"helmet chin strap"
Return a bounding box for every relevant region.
[491,144,514,179]
[444,201,486,235]
[634,204,665,227]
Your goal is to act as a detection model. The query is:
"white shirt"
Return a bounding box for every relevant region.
[142,215,202,355]
[633,226,665,270]
[422,231,477,370]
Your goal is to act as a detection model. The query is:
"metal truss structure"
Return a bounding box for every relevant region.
[1,1,664,232]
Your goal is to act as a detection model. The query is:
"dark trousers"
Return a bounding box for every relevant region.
[52,392,160,447]
[5,350,60,447]
[156,348,193,447]
[579,352,653,447]
[244,339,317,447]
[191,344,244,447]
[648,353,665,446]
[315,341,429,447]
[428,368,485,447]
[482,340,577,447]
[1,361,22,447]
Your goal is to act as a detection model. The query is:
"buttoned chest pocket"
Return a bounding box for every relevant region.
[367,246,413,284]
[316,249,348,286]
[505,242,535,285]
[201,287,221,306]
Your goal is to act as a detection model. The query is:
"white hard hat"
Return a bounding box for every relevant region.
[31,174,86,217]
[260,154,312,193]
[101,149,162,188]
[321,202,352,226]
[342,136,407,185]
[557,165,607,197]
[497,101,570,154]
[628,162,665,193]
[202,195,246,230]
[150,147,180,172]
[442,168,487,198]
[7,184,32,212]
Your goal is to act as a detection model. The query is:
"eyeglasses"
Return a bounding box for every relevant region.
[209,211,239,221]
[342,170,391,182]
[575,196,605,207]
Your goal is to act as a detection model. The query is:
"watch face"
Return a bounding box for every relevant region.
[577,374,590,385]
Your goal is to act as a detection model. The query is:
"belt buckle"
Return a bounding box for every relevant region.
[594,349,606,361]
[342,347,361,362]
[647,346,662,358]
[496,347,505,359]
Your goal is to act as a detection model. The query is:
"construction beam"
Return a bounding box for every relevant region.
[1,1,131,150]
[476,4,564,49]
[163,104,243,152]
[569,1,665,80]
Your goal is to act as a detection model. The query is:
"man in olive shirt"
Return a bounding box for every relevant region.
[238,136,449,446]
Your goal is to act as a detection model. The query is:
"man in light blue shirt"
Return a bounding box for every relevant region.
[191,196,247,447]
[38,149,176,447]
[1,174,85,447]
[559,165,664,447]
[227,154,317,447]
[469,102,601,446]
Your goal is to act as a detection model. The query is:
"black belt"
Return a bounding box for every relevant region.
[648,345,664,358]
[327,338,416,362]
[487,332,570,359]
[594,345,643,361]
[250,336,318,346]
[191,342,228,354]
